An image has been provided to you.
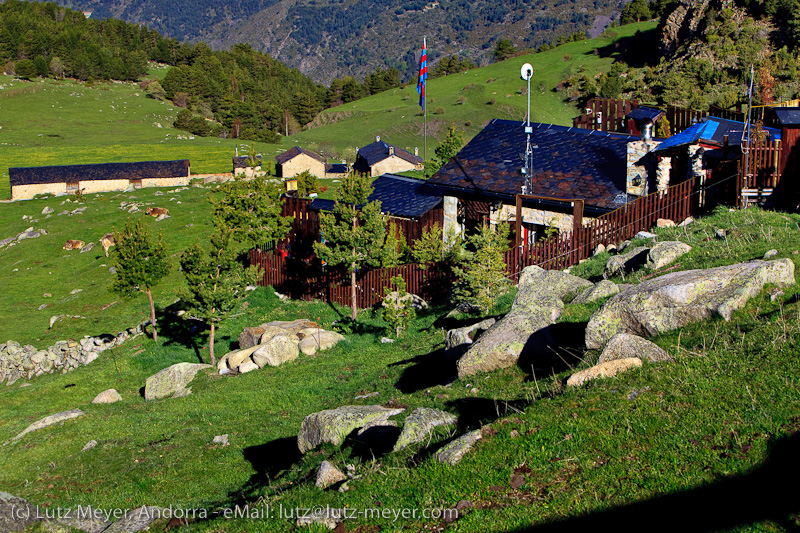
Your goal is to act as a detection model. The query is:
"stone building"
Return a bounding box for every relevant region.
[9,160,191,200]
[353,137,423,177]
[276,146,327,179]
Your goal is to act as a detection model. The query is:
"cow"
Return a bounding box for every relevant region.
[100,233,115,257]
[63,239,85,250]
[145,207,169,217]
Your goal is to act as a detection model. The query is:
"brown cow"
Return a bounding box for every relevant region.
[63,239,84,250]
[100,233,115,257]
[145,207,169,217]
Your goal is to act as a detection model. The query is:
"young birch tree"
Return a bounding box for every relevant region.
[313,172,387,320]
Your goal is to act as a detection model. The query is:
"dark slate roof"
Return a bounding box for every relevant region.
[325,163,349,174]
[653,116,781,154]
[233,155,262,167]
[357,141,423,167]
[428,119,636,210]
[772,107,800,126]
[9,160,190,187]
[275,146,326,165]
[625,106,664,122]
[309,174,442,218]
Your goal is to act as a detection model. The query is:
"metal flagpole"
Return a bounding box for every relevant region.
[423,36,427,177]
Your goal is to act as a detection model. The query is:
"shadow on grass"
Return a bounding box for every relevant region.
[519,321,589,378]
[154,302,206,363]
[392,347,462,393]
[593,27,660,68]
[511,431,800,533]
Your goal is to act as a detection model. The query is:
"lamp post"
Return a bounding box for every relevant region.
[520,63,533,194]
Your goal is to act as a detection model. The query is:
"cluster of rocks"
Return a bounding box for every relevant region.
[0,226,49,249]
[449,246,795,389]
[217,319,345,374]
[0,322,149,386]
[296,404,478,492]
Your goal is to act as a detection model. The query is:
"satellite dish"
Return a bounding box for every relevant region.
[520,63,533,81]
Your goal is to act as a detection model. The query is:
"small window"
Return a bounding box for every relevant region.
[66,181,79,192]
[129,179,143,189]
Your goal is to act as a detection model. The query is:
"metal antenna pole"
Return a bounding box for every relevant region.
[521,63,533,194]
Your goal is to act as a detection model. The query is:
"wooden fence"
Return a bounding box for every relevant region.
[252,178,700,309]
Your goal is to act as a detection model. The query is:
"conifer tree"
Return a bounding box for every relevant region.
[381,275,416,338]
[313,172,387,320]
[453,222,510,313]
[180,228,258,365]
[110,218,172,342]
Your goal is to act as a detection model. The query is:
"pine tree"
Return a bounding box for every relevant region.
[110,217,172,342]
[453,222,510,313]
[435,124,466,168]
[180,228,258,365]
[381,275,416,338]
[313,172,387,320]
[208,175,293,251]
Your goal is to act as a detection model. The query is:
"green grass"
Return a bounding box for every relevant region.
[1,206,800,532]
[0,22,655,200]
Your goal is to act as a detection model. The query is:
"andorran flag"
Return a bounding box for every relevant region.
[417,37,427,109]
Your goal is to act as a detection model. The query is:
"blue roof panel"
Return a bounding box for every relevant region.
[309,174,442,218]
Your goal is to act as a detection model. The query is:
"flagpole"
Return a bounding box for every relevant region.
[417,36,428,178]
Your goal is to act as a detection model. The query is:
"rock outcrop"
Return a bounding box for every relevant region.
[586,259,796,349]
[393,408,458,451]
[597,333,673,363]
[297,405,404,453]
[456,266,591,377]
[4,409,85,445]
[144,363,211,400]
[434,430,482,465]
[566,358,643,387]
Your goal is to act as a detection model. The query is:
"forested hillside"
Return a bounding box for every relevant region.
[28,0,628,83]
[570,0,800,110]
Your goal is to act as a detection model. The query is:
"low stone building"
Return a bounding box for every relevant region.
[276,146,327,179]
[354,137,423,177]
[233,155,263,178]
[9,160,191,200]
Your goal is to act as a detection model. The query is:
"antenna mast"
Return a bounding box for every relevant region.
[520,63,534,194]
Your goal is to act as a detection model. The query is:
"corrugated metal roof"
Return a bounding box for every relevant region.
[428,119,636,210]
[653,116,781,154]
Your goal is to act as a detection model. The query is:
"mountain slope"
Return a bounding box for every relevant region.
[38,0,628,83]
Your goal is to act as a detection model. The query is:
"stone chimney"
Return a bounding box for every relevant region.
[415,147,419,156]
[626,137,661,196]
[389,146,394,156]
[376,135,381,142]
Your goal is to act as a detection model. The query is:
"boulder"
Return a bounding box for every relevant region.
[252,335,300,367]
[572,280,620,304]
[92,389,122,404]
[656,218,675,228]
[434,430,482,465]
[445,319,495,351]
[597,333,673,364]
[457,266,590,378]
[604,246,649,278]
[238,325,270,350]
[0,492,43,531]
[382,291,428,311]
[764,249,778,259]
[264,319,319,336]
[586,259,796,349]
[566,358,642,387]
[298,329,345,356]
[238,360,259,373]
[647,241,691,270]
[297,405,404,453]
[224,345,261,370]
[316,460,347,489]
[144,363,210,400]
[4,409,85,445]
[635,231,657,240]
[393,408,458,451]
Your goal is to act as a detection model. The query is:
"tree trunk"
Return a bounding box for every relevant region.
[146,287,157,342]
[351,263,357,321]
[209,322,216,366]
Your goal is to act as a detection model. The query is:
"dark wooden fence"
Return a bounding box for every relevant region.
[252,178,700,309]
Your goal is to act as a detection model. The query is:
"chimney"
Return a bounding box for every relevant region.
[415,147,419,156]
[376,135,381,142]
[640,119,653,142]
[389,146,394,156]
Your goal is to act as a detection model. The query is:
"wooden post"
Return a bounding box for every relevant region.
[515,195,523,247]
[572,200,583,263]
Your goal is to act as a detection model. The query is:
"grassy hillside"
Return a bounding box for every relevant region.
[0,206,799,532]
[0,22,655,199]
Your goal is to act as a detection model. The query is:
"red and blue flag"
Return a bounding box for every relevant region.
[417,38,427,109]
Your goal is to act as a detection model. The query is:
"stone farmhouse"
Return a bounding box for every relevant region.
[9,160,191,200]
[353,137,423,177]
[232,155,263,178]
[276,146,349,180]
